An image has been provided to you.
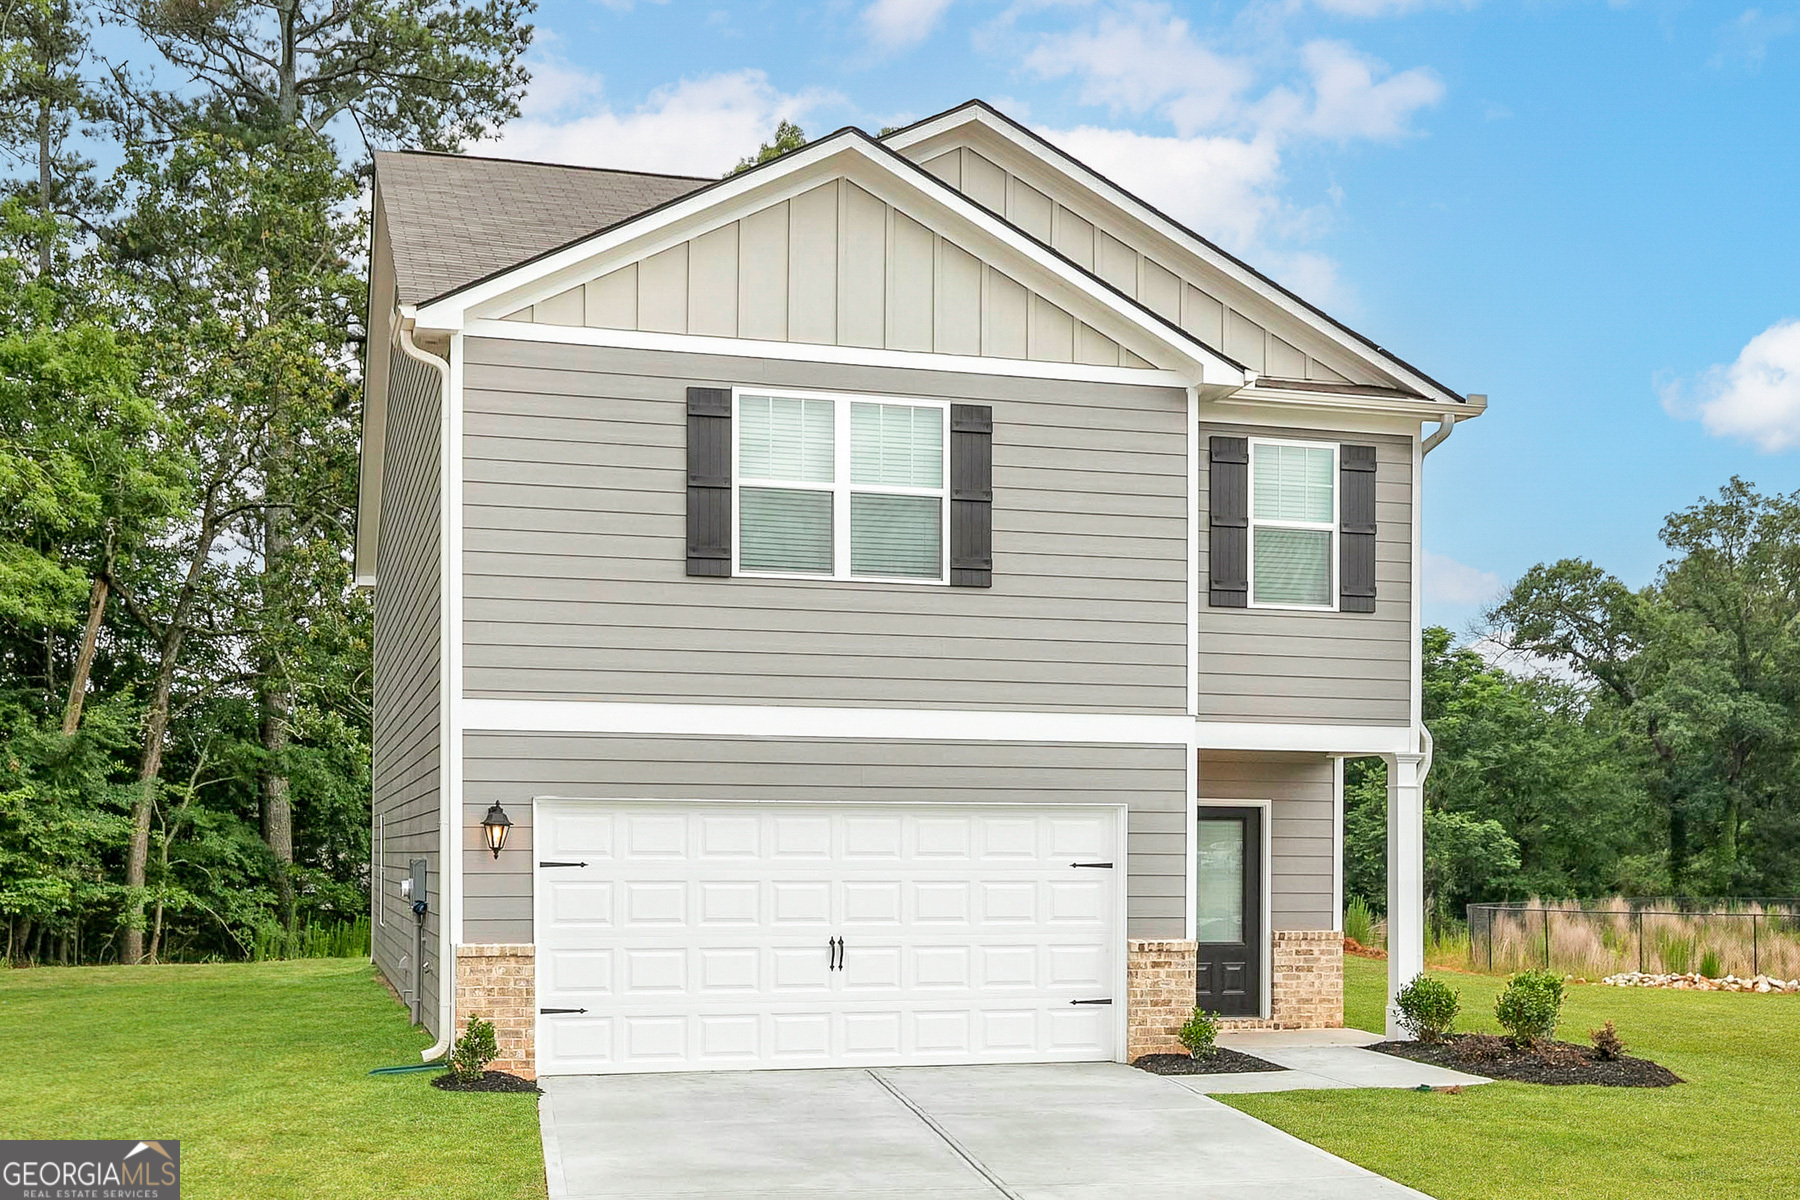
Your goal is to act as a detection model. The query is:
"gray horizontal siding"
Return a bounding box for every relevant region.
[461,733,1189,944]
[1199,751,1336,931]
[371,340,444,1036]
[1196,423,1413,725]
[461,337,1189,712]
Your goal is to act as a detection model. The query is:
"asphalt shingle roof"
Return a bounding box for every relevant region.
[374,150,710,306]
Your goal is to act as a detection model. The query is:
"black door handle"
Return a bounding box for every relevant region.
[838,937,845,971]
[828,936,841,971]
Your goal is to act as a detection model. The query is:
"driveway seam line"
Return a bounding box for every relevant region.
[864,1069,1022,1200]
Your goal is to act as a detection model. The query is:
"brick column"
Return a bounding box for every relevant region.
[455,943,536,1078]
[1126,939,1197,1060]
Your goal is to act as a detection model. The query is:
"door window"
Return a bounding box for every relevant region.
[1195,817,1245,943]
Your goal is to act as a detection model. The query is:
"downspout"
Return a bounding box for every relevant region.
[396,322,457,1065]
[1416,395,1482,761]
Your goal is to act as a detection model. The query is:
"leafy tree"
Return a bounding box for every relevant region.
[731,121,807,174]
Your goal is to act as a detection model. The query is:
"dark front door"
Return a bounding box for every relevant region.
[1195,806,1262,1018]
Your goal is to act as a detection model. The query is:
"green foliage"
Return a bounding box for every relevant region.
[1494,969,1565,1047]
[1177,1007,1222,1059]
[1395,973,1460,1043]
[731,121,807,174]
[1344,894,1378,947]
[1700,948,1723,979]
[449,1015,499,1083]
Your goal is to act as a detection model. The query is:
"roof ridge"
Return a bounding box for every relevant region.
[378,146,714,184]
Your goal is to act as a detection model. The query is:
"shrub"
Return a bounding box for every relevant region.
[1344,895,1378,948]
[1177,1007,1222,1059]
[1700,948,1723,979]
[449,1015,499,1083]
[1590,1021,1625,1062]
[1395,973,1460,1044]
[1494,970,1565,1048]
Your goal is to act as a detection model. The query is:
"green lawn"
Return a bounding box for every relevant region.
[0,959,545,1200]
[1222,955,1800,1199]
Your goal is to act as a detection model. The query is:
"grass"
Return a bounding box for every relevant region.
[0,958,545,1200]
[1221,955,1800,1199]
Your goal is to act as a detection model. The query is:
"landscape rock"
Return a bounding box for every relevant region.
[1599,970,1800,993]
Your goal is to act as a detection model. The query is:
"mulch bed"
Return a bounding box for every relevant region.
[1132,1048,1289,1075]
[430,1070,542,1094]
[1370,1034,1682,1088]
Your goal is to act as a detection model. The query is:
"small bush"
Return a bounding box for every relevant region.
[1699,949,1723,979]
[1344,895,1378,948]
[449,1015,499,1083]
[1590,1021,1625,1062]
[1395,973,1460,1044]
[1177,1007,1222,1059]
[1494,970,1565,1048]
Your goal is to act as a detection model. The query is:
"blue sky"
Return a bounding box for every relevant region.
[489,0,1800,634]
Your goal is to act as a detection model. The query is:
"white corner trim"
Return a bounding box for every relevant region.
[461,699,1194,745]
[461,318,1194,388]
[1332,755,1346,932]
[1195,721,1416,757]
[446,331,467,953]
[1185,385,1200,719]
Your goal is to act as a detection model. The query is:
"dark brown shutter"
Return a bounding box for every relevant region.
[1339,443,1377,612]
[1208,436,1248,607]
[949,404,993,588]
[686,387,732,577]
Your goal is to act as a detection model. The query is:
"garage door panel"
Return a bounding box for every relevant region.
[536,802,1121,1075]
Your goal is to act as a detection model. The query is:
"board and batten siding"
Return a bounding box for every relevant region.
[461,733,1189,943]
[1195,423,1413,726]
[910,142,1374,387]
[370,339,444,1035]
[1199,751,1336,931]
[461,336,1190,713]
[498,179,1158,371]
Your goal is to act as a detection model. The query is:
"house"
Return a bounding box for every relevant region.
[358,99,1482,1079]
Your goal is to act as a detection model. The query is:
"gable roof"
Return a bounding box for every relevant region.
[881,100,1468,407]
[373,150,709,305]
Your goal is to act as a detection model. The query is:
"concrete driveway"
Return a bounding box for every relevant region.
[539,1062,1433,1200]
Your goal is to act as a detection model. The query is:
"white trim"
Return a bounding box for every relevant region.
[415,132,1243,387]
[1246,436,1338,613]
[1183,740,1198,943]
[447,331,467,954]
[376,814,386,929]
[731,387,950,585]
[460,317,1195,388]
[1194,721,1415,756]
[1194,797,1274,1023]
[1331,756,1345,932]
[1185,386,1200,719]
[883,105,1466,407]
[1410,430,1424,736]
[463,698,1193,745]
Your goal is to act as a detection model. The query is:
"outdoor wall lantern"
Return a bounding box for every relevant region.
[480,803,513,859]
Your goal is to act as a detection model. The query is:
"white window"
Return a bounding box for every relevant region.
[1248,439,1336,609]
[734,389,948,583]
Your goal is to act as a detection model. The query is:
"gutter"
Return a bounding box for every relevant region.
[395,322,458,1065]
[1422,392,1485,456]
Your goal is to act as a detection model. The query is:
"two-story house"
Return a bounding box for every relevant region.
[359,100,1482,1079]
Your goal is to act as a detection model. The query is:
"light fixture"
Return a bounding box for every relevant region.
[480,803,513,859]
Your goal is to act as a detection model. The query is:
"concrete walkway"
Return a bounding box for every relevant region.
[1182,1029,1492,1095]
[540,1061,1438,1200]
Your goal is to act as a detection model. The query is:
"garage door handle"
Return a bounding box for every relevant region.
[1070,861,1113,869]
[539,1007,588,1015]
[828,936,842,970]
[539,860,588,868]
[1070,998,1113,1006]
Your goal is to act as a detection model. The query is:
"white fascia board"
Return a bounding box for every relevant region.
[1199,392,1457,439]
[461,699,1194,746]
[1195,721,1416,757]
[411,132,1242,389]
[885,106,1465,407]
[461,318,1195,388]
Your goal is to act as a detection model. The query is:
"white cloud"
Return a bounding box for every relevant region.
[1711,7,1799,68]
[1424,551,1502,607]
[1286,40,1443,141]
[864,0,958,49]
[1661,318,1800,452]
[484,65,833,177]
[1024,7,1253,133]
[1312,0,1472,15]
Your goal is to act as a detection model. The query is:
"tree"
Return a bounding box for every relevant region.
[731,121,806,175]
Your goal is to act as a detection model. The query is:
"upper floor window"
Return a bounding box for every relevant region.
[735,390,948,583]
[1249,439,1336,609]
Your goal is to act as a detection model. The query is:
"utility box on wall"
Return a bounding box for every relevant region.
[408,858,429,915]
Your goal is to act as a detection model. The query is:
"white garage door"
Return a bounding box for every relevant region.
[534,801,1122,1075]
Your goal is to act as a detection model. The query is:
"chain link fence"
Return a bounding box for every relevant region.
[1467,899,1800,980]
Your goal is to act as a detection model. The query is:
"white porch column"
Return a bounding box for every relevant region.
[1385,751,1426,1039]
